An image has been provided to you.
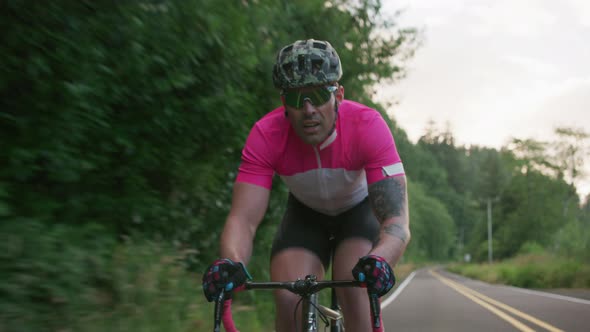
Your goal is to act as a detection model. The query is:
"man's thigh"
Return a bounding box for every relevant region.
[270,247,325,281]
[332,237,373,280]
[270,194,333,269]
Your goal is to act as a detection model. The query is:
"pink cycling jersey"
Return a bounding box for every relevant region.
[236,100,405,216]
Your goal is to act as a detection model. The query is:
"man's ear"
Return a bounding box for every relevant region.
[335,85,344,102]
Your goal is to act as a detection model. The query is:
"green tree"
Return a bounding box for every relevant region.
[405,181,456,261]
[415,122,483,258]
[495,171,573,258]
[553,127,589,188]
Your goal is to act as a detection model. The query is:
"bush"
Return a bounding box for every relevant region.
[82,238,209,332]
[518,241,545,255]
[0,225,228,332]
[553,220,590,262]
[449,253,590,289]
[0,220,115,332]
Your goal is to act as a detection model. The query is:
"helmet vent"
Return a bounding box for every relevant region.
[298,54,305,71]
[313,41,327,50]
[282,63,294,79]
[311,59,323,74]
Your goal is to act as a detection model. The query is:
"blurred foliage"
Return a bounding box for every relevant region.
[1,0,589,331]
[0,221,115,331]
[0,0,418,261]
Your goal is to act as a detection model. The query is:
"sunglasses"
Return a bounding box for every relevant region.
[282,86,338,109]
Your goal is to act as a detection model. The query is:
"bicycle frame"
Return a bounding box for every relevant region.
[302,291,319,331]
[213,275,382,332]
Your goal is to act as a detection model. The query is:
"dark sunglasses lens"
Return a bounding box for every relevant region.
[284,91,302,108]
[284,87,334,108]
[310,88,332,105]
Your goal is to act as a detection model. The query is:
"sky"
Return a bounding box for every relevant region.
[377,0,590,198]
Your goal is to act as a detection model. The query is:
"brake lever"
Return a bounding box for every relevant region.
[368,291,382,331]
[213,288,225,332]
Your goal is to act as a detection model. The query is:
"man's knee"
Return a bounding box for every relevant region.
[270,247,325,281]
[274,289,299,312]
[337,287,369,314]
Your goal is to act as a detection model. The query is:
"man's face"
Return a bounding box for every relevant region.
[283,85,344,145]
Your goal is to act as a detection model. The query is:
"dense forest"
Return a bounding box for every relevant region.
[1,1,588,331]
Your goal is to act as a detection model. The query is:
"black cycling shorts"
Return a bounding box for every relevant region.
[270,193,380,269]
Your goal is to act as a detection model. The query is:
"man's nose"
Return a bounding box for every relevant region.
[302,99,316,114]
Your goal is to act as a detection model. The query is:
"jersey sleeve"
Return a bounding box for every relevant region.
[361,112,405,185]
[235,123,275,189]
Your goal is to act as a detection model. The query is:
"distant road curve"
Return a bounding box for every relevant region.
[381,267,590,332]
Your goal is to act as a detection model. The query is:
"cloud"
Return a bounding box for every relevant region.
[388,0,560,37]
[465,0,557,37]
[569,0,590,27]
[501,55,560,77]
[379,0,590,197]
[532,78,590,127]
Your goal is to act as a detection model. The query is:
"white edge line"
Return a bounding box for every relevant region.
[503,285,590,305]
[381,271,416,309]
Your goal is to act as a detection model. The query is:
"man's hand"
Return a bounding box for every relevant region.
[352,255,395,297]
[202,258,252,302]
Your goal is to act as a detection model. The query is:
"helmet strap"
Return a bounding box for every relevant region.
[324,99,339,137]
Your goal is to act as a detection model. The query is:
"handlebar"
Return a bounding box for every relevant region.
[213,275,382,332]
[246,275,362,295]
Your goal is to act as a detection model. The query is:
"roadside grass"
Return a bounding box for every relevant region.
[394,261,425,283]
[86,240,275,332]
[67,240,214,332]
[0,228,272,332]
[446,253,590,289]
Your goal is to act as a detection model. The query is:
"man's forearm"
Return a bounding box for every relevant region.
[371,218,410,266]
[219,216,256,265]
[368,176,411,265]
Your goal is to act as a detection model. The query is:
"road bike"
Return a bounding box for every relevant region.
[212,273,382,332]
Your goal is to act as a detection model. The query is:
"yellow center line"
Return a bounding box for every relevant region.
[430,269,535,332]
[430,269,564,332]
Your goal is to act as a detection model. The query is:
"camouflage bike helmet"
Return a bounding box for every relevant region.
[272,39,343,89]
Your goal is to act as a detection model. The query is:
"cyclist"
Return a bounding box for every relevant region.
[202,39,410,331]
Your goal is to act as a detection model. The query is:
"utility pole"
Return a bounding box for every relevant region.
[487,197,493,264]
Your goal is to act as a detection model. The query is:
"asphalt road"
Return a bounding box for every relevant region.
[381,268,590,332]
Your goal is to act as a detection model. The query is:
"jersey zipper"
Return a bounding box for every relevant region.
[313,146,329,200]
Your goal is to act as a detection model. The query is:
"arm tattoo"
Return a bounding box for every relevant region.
[369,177,409,243]
[384,224,409,244]
[368,177,405,221]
